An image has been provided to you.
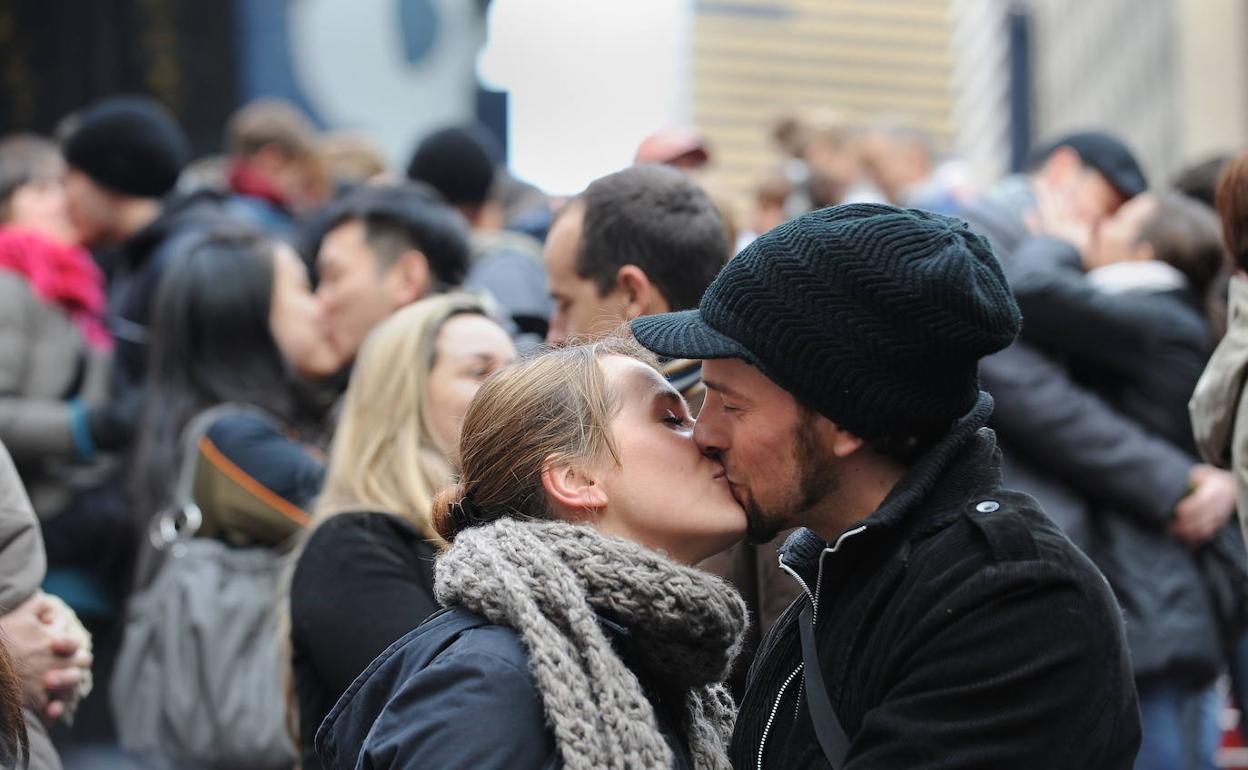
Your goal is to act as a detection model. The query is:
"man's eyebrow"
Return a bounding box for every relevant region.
[702,379,749,402]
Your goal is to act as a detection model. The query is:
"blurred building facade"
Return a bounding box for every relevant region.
[691,0,1248,208]
[1,0,1243,197]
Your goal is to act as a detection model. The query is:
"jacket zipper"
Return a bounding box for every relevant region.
[756,525,868,770]
[757,665,802,770]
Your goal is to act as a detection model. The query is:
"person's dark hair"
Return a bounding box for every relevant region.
[314,182,471,288]
[1138,191,1226,300]
[1172,155,1231,209]
[132,229,298,525]
[1025,131,1147,199]
[575,165,727,312]
[0,134,61,222]
[431,336,656,542]
[1217,149,1248,273]
[0,638,27,769]
[405,123,501,210]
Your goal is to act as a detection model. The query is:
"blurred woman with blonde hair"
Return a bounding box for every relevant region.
[287,292,515,770]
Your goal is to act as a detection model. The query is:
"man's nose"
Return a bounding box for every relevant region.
[693,408,724,457]
[546,314,567,347]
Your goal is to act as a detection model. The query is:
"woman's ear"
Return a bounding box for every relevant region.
[540,459,608,519]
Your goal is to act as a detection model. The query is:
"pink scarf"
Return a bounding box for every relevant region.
[0,227,111,350]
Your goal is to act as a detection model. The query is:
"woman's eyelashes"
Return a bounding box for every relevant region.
[464,358,502,380]
[662,409,692,428]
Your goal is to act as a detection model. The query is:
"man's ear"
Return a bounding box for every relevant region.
[830,428,866,459]
[803,412,865,459]
[803,411,863,459]
[615,264,670,320]
[540,459,608,519]
[390,249,433,305]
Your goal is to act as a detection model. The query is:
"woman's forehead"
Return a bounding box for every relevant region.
[600,355,676,401]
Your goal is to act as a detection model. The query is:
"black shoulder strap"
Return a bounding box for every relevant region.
[799,601,850,767]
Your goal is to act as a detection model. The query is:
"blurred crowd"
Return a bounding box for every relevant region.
[0,91,1246,770]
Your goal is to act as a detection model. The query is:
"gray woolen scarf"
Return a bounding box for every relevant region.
[435,518,747,770]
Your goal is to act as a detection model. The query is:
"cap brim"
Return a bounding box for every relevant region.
[630,310,748,361]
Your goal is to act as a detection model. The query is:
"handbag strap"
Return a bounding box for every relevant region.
[799,600,851,767]
[150,403,277,549]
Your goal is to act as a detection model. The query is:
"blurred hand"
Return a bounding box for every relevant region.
[0,592,93,724]
[38,593,93,719]
[1171,465,1237,546]
[1026,181,1094,262]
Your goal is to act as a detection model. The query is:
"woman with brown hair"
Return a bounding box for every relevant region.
[315,337,747,769]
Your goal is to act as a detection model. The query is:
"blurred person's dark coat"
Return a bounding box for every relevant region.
[959,182,1196,551]
[1009,237,1232,685]
[103,188,232,430]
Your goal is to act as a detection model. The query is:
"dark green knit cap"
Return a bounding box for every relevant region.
[631,203,1021,441]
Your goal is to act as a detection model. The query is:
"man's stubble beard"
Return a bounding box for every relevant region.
[743,407,840,545]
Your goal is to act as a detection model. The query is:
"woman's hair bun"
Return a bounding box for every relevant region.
[430,483,467,542]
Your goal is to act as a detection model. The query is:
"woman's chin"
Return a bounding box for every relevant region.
[686,513,748,565]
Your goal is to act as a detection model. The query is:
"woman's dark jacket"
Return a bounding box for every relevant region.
[290,511,439,770]
[315,606,694,769]
[1008,238,1239,684]
[730,395,1140,770]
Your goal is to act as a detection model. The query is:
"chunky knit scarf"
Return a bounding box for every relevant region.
[435,518,746,770]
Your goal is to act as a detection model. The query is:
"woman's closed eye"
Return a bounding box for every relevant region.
[663,409,692,428]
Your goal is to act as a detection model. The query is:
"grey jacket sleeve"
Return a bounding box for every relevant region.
[0,439,45,612]
[0,279,79,462]
[982,341,1193,524]
[0,398,79,463]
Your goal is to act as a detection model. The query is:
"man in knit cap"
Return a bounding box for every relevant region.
[632,203,1140,768]
[61,94,230,452]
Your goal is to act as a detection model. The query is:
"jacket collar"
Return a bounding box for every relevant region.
[116,189,226,271]
[780,390,999,574]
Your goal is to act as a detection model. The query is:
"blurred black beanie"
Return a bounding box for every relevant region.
[405,123,501,209]
[62,95,190,198]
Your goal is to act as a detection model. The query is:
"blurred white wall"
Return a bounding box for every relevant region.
[288,0,486,168]
[478,0,694,195]
[1177,0,1248,164]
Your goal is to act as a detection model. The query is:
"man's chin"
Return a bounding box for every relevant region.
[744,506,787,545]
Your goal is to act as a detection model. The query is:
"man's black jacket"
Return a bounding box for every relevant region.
[730,394,1141,769]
